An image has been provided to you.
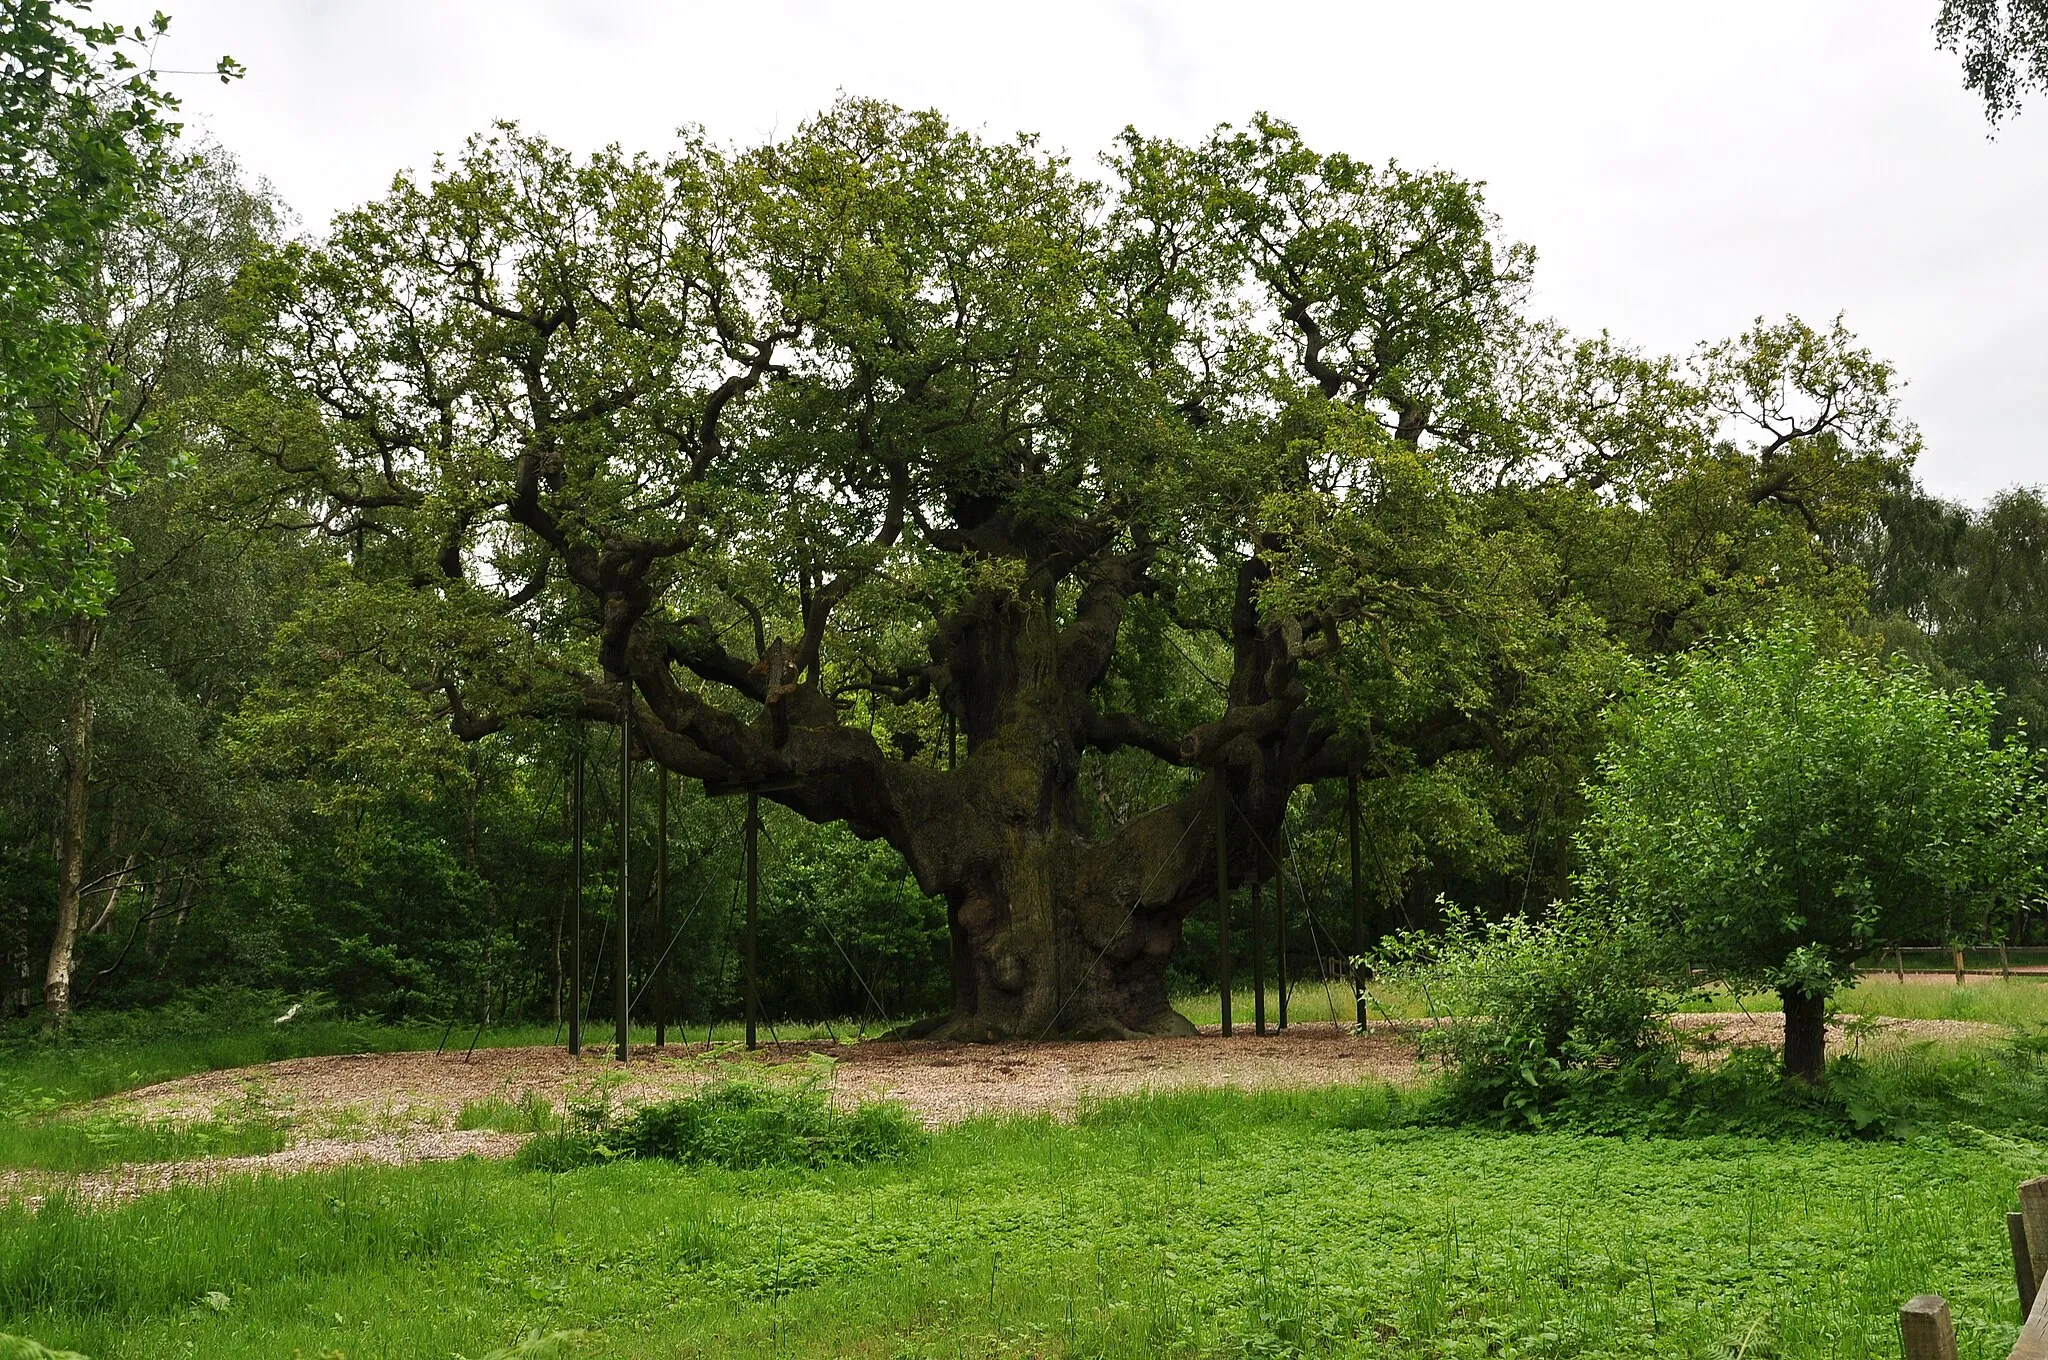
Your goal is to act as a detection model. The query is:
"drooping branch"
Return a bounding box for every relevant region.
[1082,710,1188,765]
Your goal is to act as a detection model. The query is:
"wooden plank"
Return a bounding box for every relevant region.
[2013,1213,2039,1319]
[1899,1294,1958,1360]
[2015,1278,2048,1360]
[2021,1178,2048,1295]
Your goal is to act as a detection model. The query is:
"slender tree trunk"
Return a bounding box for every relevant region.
[9,889,28,1017]
[44,664,96,1028]
[142,874,166,961]
[158,876,194,972]
[1781,986,1828,1082]
[85,850,138,936]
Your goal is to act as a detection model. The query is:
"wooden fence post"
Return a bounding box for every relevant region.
[2012,1213,2039,1319]
[2020,1177,2048,1296]
[1899,1294,1959,1360]
[1955,947,1967,985]
[1893,947,1906,983]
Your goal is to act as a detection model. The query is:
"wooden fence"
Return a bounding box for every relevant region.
[1901,1176,2048,1359]
[1863,947,2048,983]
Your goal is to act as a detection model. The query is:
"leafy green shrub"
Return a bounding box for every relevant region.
[0,1335,86,1360]
[1580,625,2048,1080]
[1376,902,1684,1128]
[520,1079,925,1173]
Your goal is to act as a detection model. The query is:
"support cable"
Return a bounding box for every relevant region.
[758,818,895,1036]
[1225,788,1347,1034]
[627,877,718,1018]
[1037,800,1206,1041]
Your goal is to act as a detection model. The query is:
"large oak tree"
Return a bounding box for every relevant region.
[232,102,1908,1039]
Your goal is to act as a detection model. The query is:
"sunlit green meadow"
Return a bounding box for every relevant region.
[3,1088,2043,1359]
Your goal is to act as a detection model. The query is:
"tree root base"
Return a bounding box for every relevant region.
[884,1008,1199,1043]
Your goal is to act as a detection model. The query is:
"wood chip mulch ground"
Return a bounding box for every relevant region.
[104,1021,1429,1130]
[4,1010,2005,1209]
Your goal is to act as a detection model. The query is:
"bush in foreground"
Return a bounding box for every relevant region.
[1376,902,1685,1129]
[520,1078,926,1173]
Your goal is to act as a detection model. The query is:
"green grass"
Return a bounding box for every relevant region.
[0,1086,2040,1358]
[1677,975,2048,1028]
[1832,976,2048,1027]
[1172,981,1432,1030]
[0,1113,291,1175]
[455,1093,559,1136]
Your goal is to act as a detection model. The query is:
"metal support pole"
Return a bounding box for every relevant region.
[569,735,584,1057]
[655,767,668,1048]
[1216,776,1231,1037]
[1251,869,1266,1036]
[1348,771,1365,1031]
[1276,823,1288,1031]
[744,793,760,1051]
[615,695,631,1063]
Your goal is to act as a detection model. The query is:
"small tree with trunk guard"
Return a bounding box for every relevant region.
[1580,626,2046,1080]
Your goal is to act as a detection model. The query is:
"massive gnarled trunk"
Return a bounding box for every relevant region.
[625,547,1319,1041]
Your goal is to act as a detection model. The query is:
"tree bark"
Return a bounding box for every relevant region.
[9,891,28,1018]
[1781,985,1827,1082]
[792,585,1298,1042]
[84,850,138,936]
[44,662,96,1028]
[613,535,1340,1042]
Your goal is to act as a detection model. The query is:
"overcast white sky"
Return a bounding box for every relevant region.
[151,1,2044,504]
